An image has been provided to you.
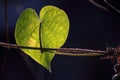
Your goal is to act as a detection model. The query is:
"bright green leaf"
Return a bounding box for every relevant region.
[15,5,69,72]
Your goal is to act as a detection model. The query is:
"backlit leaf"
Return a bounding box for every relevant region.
[15,5,69,72]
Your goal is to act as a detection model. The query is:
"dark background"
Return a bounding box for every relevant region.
[0,0,120,80]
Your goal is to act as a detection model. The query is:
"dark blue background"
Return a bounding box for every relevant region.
[0,0,120,80]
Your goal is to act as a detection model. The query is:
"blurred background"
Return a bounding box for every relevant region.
[0,0,120,80]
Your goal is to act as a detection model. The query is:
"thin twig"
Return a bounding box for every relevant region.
[0,42,107,56]
[89,0,109,11]
[1,0,9,79]
[104,0,120,13]
[5,0,9,44]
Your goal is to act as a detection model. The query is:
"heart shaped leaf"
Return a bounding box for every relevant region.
[15,5,69,72]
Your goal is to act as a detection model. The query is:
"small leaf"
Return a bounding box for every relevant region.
[15,6,69,72]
